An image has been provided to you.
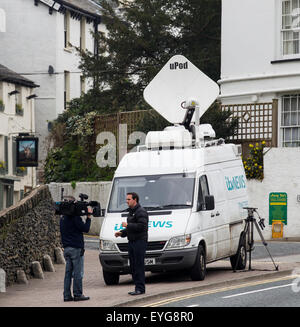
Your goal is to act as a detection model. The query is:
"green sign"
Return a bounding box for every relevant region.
[269,192,287,225]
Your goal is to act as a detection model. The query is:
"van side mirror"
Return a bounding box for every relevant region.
[204,195,215,211]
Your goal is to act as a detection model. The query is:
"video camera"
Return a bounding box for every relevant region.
[54,191,101,217]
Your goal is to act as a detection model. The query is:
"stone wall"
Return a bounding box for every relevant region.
[0,185,61,285]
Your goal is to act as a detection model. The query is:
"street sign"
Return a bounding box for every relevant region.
[143,55,220,124]
[16,136,39,167]
[269,192,287,225]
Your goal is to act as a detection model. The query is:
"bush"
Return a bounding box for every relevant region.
[243,141,266,180]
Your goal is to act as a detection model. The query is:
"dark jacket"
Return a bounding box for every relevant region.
[60,215,91,249]
[121,203,148,242]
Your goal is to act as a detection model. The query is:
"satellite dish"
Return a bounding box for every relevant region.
[143,55,219,124]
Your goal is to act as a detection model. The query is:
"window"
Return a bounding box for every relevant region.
[15,86,23,116]
[80,17,86,50]
[80,75,85,94]
[197,175,210,210]
[0,83,4,112]
[108,173,195,212]
[0,8,6,33]
[281,0,300,55]
[64,11,70,48]
[0,135,8,174]
[64,71,70,109]
[281,94,300,146]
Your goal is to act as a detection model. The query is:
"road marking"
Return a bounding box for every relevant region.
[143,275,300,307]
[222,283,295,299]
[187,304,199,307]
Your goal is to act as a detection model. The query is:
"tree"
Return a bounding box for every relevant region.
[79,0,221,112]
[44,0,223,183]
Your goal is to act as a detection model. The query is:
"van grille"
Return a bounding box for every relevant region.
[117,241,166,252]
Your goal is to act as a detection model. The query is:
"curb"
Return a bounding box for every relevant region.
[114,267,294,307]
[0,269,6,293]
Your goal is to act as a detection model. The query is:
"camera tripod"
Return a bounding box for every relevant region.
[233,207,279,272]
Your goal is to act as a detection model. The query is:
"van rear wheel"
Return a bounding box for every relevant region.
[190,244,206,281]
[230,236,247,270]
[103,270,120,285]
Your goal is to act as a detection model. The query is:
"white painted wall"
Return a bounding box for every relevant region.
[0,0,102,164]
[0,80,37,199]
[220,0,300,105]
[247,147,300,240]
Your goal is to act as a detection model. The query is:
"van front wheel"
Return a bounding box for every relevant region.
[103,270,120,285]
[190,244,206,281]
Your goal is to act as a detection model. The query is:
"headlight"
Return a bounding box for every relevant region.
[99,239,118,252]
[166,234,191,249]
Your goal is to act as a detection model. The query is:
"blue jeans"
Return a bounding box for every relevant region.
[63,247,83,298]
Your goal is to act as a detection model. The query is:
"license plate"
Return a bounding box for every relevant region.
[144,258,156,265]
[127,258,156,266]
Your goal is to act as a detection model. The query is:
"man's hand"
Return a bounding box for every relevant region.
[87,207,93,218]
[115,231,122,237]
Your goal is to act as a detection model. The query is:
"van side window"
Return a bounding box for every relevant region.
[197,175,209,210]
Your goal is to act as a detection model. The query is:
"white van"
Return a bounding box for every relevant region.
[99,125,249,285]
[99,55,249,285]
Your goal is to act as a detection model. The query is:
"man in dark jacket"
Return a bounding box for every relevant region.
[115,192,148,295]
[60,198,92,302]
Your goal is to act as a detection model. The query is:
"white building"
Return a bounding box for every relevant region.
[0,0,103,180]
[0,64,39,210]
[220,0,300,239]
[220,0,300,148]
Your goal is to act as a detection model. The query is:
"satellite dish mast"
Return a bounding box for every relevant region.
[143,55,219,128]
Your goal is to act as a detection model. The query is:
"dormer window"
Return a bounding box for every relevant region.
[64,11,70,48]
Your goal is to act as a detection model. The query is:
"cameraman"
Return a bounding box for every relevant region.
[59,196,92,302]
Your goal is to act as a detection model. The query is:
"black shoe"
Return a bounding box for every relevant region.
[128,290,145,296]
[74,295,90,301]
[64,297,74,302]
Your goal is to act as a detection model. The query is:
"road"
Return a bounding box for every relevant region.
[145,275,300,307]
[82,236,300,307]
[0,237,299,308]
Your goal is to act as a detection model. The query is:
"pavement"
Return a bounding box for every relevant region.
[0,243,300,307]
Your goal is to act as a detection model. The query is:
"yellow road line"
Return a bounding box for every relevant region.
[143,274,300,307]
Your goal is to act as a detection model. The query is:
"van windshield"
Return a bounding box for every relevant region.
[108,173,195,212]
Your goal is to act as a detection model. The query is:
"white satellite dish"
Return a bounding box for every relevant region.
[143,55,219,124]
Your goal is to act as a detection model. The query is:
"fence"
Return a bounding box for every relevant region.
[94,100,278,160]
[221,99,278,157]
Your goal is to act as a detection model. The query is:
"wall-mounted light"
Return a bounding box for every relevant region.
[48,65,55,75]
[8,90,20,96]
[26,94,38,100]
